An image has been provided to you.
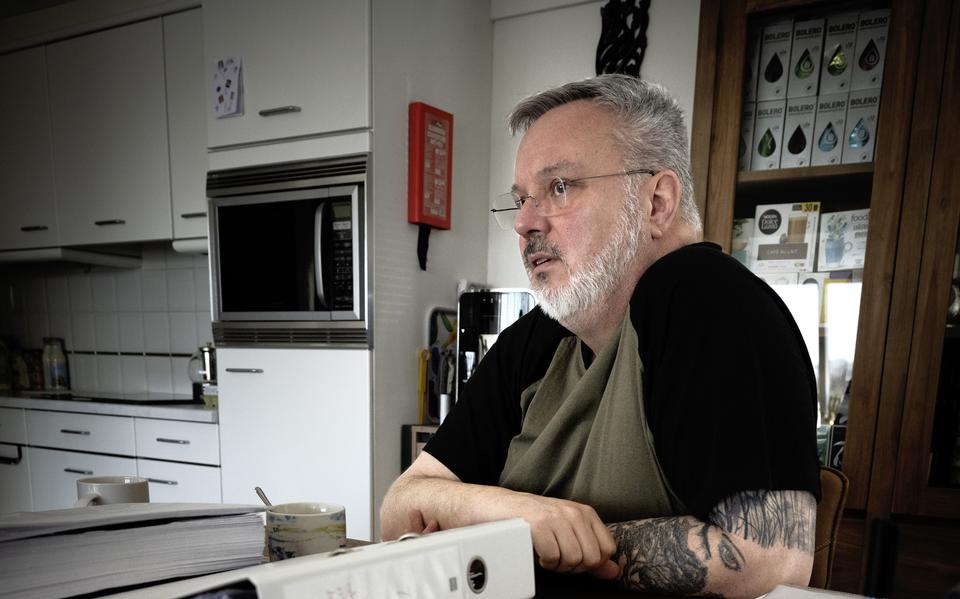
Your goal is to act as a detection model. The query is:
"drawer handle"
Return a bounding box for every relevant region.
[60,428,91,436]
[180,212,207,219]
[0,445,23,466]
[156,437,190,445]
[64,468,94,475]
[146,478,179,486]
[20,225,49,232]
[258,105,301,117]
[94,219,126,226]
[225,368,264,374]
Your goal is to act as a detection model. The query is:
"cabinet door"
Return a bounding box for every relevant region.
[165,9,209,241]
[134,418,220,465]
[0,47,59,250]
[47,19,172,246]
[137,459,221,503]
[28,447,137,511]
[203,0,370,148]
[0,443,32,514]
[218,347,372,540]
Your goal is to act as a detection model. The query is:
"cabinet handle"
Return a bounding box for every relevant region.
[94,219,126,226]
[60,428,91,435]
[20,225,49,232]
[258,105,302,117]
[146,477,179,486]
[156,437,190,445]
[64,468,93,475]
[0,445,23,466]
[225,368,264,374]
[180,212,207,219]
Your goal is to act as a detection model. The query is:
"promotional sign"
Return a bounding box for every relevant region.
[753,202,821,272]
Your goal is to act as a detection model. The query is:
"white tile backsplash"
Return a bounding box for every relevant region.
[166,269,196,312]
[72,312,96,351]
[115,270,142,312]
[92,273,117,313]
[1,243,215,396]
[141,270,168,311]
[121,355,147,393]
[68,273,93,312]
[118,312,145,353]
[97,355,123,392]
[146,356,173,393]
[94,313,120,352]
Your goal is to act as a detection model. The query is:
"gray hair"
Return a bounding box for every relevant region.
[508,74,701,232]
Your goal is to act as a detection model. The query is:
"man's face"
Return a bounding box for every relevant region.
[513,100,647,324]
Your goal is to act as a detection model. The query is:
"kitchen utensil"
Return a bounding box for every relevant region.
[255,486,273,507]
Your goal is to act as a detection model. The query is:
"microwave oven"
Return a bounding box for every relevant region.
[207,155,368,347]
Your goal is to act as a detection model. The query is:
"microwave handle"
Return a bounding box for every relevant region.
[314,203,326,307]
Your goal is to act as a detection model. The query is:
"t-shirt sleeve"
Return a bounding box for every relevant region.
[633,246,822,521]
[423,308,568,485]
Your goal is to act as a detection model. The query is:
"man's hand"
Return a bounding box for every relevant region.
[380,452,619,578]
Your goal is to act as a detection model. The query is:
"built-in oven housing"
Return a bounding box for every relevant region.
[207,155,369,348]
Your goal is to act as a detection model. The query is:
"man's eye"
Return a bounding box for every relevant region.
[548,178,568,197]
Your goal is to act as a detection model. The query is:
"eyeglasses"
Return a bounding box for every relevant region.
[490,169,656,231]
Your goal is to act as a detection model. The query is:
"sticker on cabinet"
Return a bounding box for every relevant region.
[213,56,243,118]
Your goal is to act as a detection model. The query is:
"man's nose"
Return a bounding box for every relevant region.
[514,198,550,237]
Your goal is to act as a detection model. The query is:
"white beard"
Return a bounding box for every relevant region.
[526,195,645,330]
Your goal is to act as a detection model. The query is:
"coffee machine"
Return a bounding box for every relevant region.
[455,288,536,399]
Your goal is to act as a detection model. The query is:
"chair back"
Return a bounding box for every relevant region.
[811,465,849,588]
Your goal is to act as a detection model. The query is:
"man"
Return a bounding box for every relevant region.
[381,75,821,597]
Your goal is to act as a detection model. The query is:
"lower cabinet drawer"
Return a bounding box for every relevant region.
[27,411,136,455]
[137,459,221,503]
[134,418,220,465]
[0,442,32,514]
[0,408,27,444]
[28,447,137,511]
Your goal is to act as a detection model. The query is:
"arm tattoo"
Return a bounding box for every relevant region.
[709,490,816,553]
[609,517,711,595]
[717,531,745,571]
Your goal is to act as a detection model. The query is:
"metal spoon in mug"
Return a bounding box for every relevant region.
[254,486,273,507]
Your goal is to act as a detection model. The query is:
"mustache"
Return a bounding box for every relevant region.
[523,236,563,268]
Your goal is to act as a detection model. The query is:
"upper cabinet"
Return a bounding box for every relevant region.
[0,47,59,250]
[203,0,370,149]
[47,19,173,246]
[164,9,209,241]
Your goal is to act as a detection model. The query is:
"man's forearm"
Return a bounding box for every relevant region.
[608,490,816,598]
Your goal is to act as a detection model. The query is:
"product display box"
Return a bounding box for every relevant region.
[817,209,870,271]
[842,89,880,163]
[781,97,817,168]
[744,26,762,103]
[751,100,786,171]
[739,103,755,171]
[757,272,800,286]
[811,93,848,166]
[752,202,821,272]
[787,18,825,98]
[851,9,891,90]
[756,21,793,101]
[731,217,755,268]
[820,13,859,95]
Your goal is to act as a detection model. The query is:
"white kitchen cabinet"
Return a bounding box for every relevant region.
[203,0,369,148]
[218,347,371,539]
[0,47,59,250]
[165,9,209,241]
[0,408,31,513]
[27,411,136,456]
[137,458,221,503]
[134,418,220,465]
[28,447,137,511]
[47,18,173,246]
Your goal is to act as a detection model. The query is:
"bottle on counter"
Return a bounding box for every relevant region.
[42,337,69,391]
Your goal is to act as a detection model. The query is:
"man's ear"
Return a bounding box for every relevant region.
[647,170,682,239]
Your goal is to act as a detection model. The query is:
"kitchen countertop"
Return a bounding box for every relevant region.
[0,393,218,423]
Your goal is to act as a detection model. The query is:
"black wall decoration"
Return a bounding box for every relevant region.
[596,0,651,77]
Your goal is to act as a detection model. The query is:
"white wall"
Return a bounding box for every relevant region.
[370,0,492,536]
[486,0,702,287]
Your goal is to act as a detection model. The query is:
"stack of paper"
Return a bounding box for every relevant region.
[0,503,265,599]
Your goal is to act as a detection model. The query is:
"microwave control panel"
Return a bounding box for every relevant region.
[329,199,354,310]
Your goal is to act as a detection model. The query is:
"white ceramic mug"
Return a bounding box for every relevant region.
[266,502,346,561]
[75,476,150,507]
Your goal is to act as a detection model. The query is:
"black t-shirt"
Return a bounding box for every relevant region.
[425,242,821,520]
